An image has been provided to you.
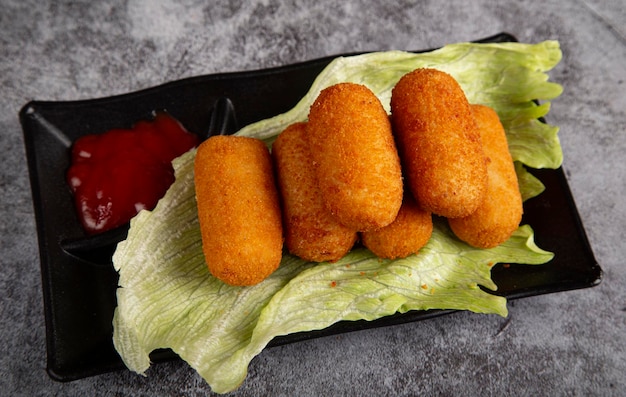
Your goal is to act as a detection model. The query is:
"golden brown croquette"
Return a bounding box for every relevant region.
[194,135,283,286]
[448,104,523,248]
[306,82,403,231]
[360,192,433,259]
[273,122,357,262]
[391,68,488,218]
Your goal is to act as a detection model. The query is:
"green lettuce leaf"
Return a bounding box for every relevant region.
[516,162,546,202]
[113,41,562,393]
[114,150,553,394]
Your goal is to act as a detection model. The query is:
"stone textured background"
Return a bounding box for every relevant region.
[1,1,624,395]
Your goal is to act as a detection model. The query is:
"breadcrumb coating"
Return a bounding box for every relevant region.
[360,192,433,259]
[194,135,283,286]
[306,82,403,231]
[448,105,523,248]
[273,122,357,262]
[391,68,488,218]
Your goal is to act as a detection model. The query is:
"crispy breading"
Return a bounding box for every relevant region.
[306,82,403,231]
[448,105,523,248]
[360,192,433,259]
[391,68,488,218]
[194,135,283,286]
[273,122,357,262]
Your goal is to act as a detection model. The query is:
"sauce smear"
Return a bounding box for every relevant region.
[67,112,200,234]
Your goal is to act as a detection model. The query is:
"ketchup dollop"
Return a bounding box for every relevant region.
[67,112,200,235]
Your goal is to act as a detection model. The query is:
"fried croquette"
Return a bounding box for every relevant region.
[448,105,523,248]
[390,68,488,218]
[306,82,403,231]
[360,192,433,259]
[194,135,283,286]
[272,122,357,262]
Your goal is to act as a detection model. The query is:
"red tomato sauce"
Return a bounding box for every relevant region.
[67,112,200,235]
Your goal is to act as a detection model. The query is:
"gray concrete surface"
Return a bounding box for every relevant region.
[1,1,624,395]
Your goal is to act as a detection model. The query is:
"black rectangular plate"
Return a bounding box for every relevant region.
[20,33,601,382]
